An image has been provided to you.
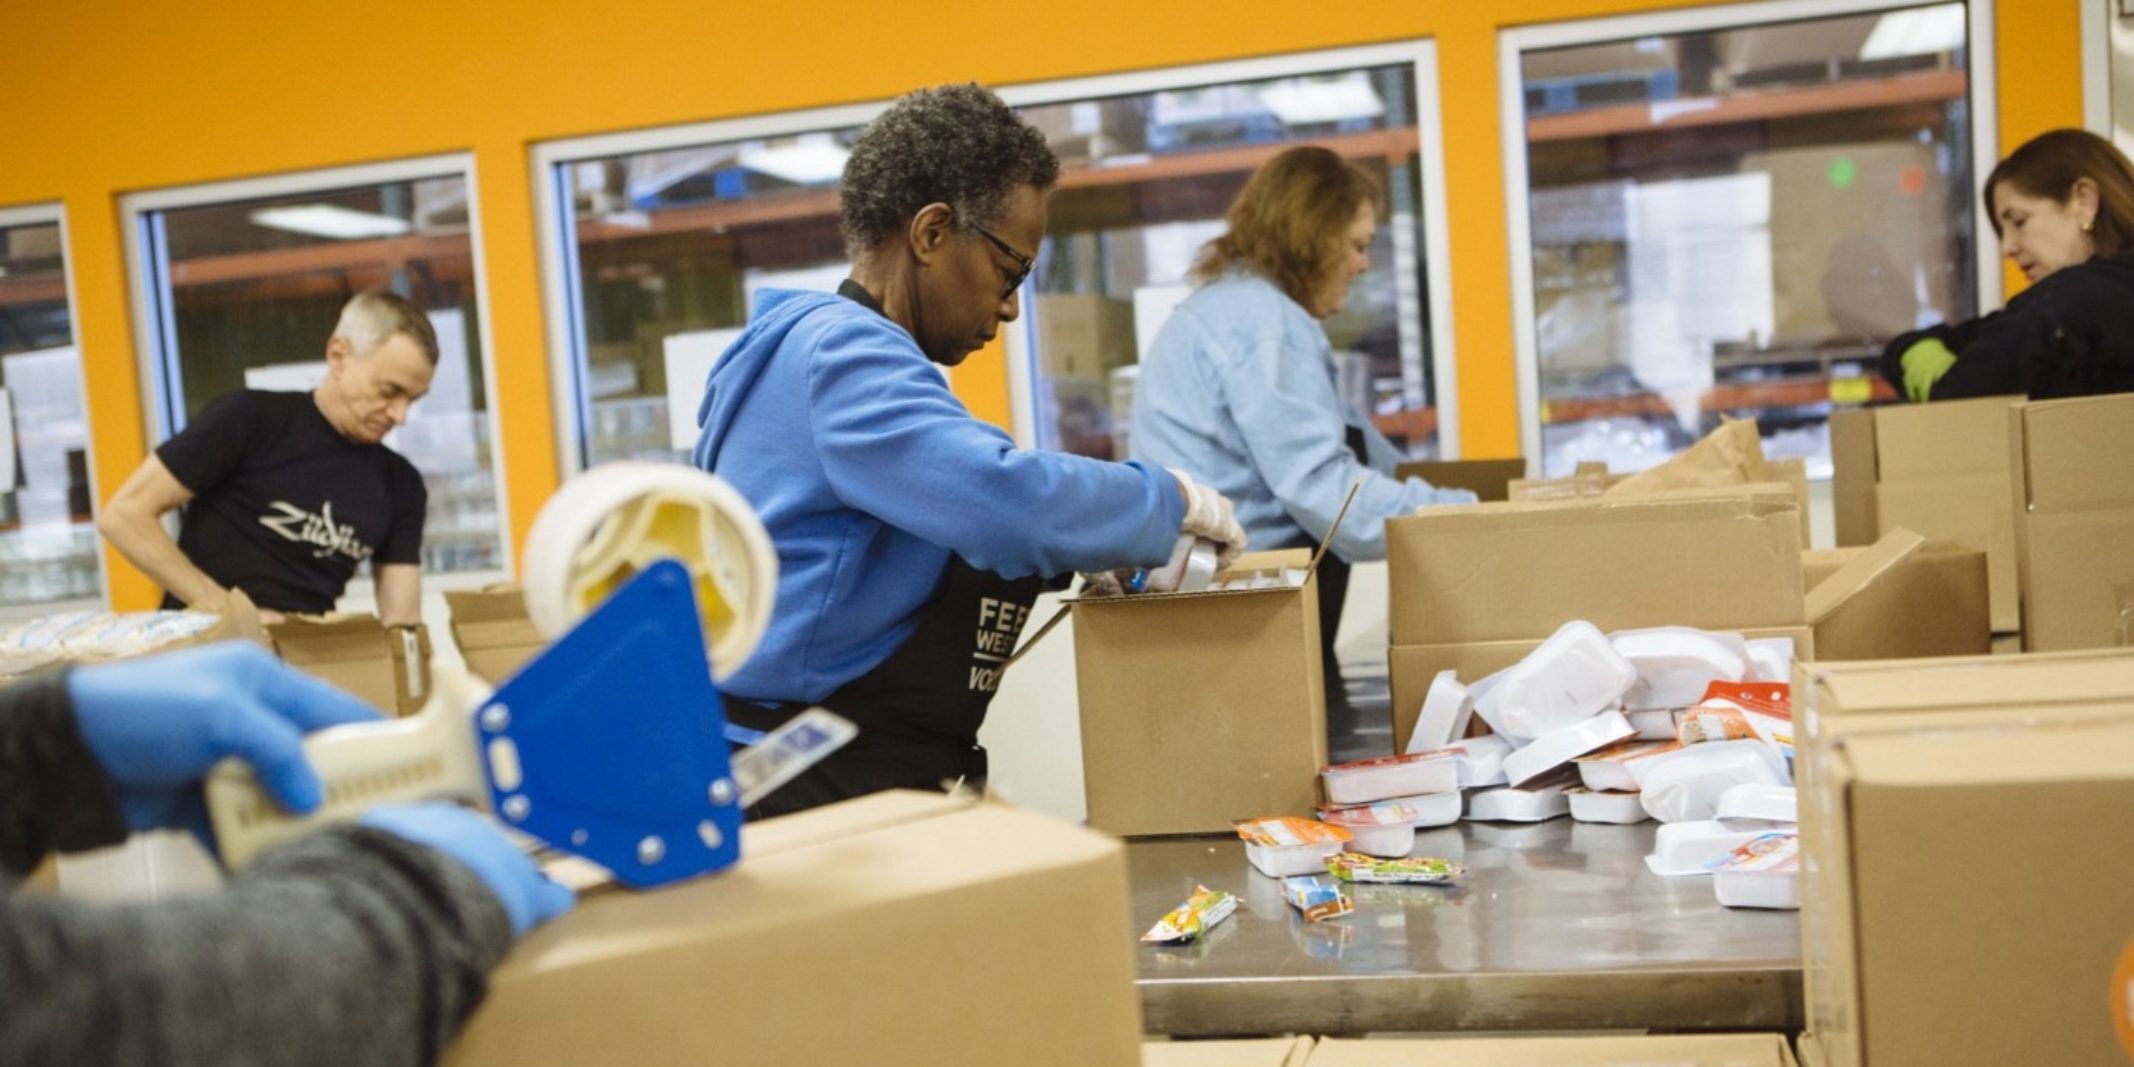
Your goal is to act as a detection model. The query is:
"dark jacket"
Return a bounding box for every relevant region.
[1880,252,2134,401]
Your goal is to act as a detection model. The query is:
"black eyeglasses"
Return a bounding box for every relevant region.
[973,224,1035,301]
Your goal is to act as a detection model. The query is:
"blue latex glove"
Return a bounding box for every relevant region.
[361,803,576,937]
[68,641,381,839]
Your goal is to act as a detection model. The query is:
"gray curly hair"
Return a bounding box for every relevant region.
[839,83,1061,261]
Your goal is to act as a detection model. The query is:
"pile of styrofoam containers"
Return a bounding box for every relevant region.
[1316,747,1463,857]
[1402,621,1797,827]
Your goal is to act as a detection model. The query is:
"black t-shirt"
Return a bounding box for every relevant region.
[156,390,426,614]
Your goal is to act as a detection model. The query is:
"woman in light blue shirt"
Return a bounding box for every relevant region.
[1131,146,1474,710]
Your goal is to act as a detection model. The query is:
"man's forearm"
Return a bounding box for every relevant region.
[98,512,226,609]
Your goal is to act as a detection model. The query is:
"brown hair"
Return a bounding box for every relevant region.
[1985,128,2134,259]
[1191,146,1382,309]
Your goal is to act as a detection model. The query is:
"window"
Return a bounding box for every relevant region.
[1503,0,1997,477]
[0,207,103,616]
[125,158,506,577]
[536,44,1456,470]
[1000,51,1454,460]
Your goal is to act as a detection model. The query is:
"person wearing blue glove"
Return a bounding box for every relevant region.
[1130,147,1482,713]
[2,640,573,1066]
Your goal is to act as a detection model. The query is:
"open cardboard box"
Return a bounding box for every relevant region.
[1384,485,1806,725]
[2007,391,2134,651]
[1072,545,1326,836]
[443,585,548,686]
[1802,535,1989,660]
[1829,396,2024,632]
[1392,457,1528,503]
[1794,654,2134,1067]
[1143,1037,1315,1067]
[1306,1033,1798,1066]
[268,614,431,716]
[449,791,1144,1067]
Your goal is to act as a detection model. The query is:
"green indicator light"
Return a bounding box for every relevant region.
[1828,157,1858,189]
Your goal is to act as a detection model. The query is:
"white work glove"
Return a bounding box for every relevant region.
[1167,468,1247,571]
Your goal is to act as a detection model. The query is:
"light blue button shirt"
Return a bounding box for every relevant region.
[1129,273,1475,563]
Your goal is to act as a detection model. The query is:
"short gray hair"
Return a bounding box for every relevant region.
[332,290,440,364]
[839,83,1061,261]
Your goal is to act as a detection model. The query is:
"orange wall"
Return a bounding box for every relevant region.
[2,0,2081,608]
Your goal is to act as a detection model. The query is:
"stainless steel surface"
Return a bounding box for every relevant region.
[1129,820,1803,1036]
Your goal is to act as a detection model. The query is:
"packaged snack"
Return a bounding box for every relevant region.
[1711,832,1801,910]
[1502,710,1635,787]
[1317,792,1462,856]
[1319,749,1459,806]
[1574,737,1682,792]
[1609,626,1749,711]
[1678,680,1793,754]
[1233,816,1353,878]
[1140,884,1239,944]
[1280,875,1353,922]
[1324,851,1464,885]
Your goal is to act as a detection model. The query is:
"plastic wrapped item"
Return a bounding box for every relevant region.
[1502,710,1636,787]
[1644,819,1782,877]
[1638,740,1789,823]
[1128,535,1219,594]
[1678,681,1793,756]
[1486,621,1638,739]
[1324,851,1464,885]
[1567,787,1650,824]
[1710,833,1801,909]
[1406,669,1474,753]
[1609,626,1749,711]
[1233,817,1352,878]
[1320,750,1459,806]
[1575,738,1682,792]
[1318,792,1463,857]
[1281,875,1353,922]
[1743,637,1795,683]
[1466,777,1574,823]
[1714,783,1798,825]
[1627,708,1679,741]
[1141,884,1238,944]
[1447,734,1513,788]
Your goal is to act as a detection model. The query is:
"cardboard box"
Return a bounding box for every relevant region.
[1035,292,1136,382]
[1393,458,1527,502]
[1802,538,1990,661]
[1795,647,2134,727]
[1389,626,1813,747]
[1386,485,1804,648]
[0,591,268,678]
[2008,392,2134,651]
[1828,396,2024,630]
[1796,662,2134,1067]
[1307,1033,1798,1065]
[1073,549,1325,836]
[448,792,1144,1067]
[1143,1037,1314,1067]
[1507,461,1624,501]
[444,585,547,686]
[268,615,431,716]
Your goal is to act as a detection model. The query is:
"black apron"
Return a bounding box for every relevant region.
[1315,424,1372,712]
[729,556,1047,818]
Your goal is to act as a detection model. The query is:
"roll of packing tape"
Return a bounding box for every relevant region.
[523,462,778,682]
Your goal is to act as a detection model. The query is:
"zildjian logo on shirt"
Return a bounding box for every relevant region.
[258,501,373,562]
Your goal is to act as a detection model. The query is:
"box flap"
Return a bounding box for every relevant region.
[1872,395,2024,480]
[1806,648,2134,714]
[1393,458,1527,502]
[1306,1033,1795,1065]
[1805,527,1925,624]
[1839,712,2134,787]
[443,585,533,624]
[1605,417,1767,497]
[1304,477,1362,573]
[2013,393,2134,510]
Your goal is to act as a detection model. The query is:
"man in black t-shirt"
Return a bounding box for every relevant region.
[99,291,438,625]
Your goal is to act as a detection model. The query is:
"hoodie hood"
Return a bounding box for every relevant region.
[693,289,856,468]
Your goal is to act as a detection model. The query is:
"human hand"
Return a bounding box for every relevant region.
[361,803,575,937]
[1900,338,1958,402]
[1167,468,1248,570]
[68,641,380,838]
[1078,571,1126,597]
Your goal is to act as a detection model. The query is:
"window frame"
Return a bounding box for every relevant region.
[1497,0,2002,466]
[117,153,515,587]
[0,201,110,619]
[530,40,1462,472]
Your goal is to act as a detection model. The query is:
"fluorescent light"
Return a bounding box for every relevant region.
[1859,3,1966,62]
[739,139,850,185]
[1257,76,1385,126]
[249,204,411,240]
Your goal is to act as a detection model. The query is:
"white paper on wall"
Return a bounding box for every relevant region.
[662,328,744,451]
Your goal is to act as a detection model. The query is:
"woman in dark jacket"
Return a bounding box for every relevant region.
[1882,128,2134,402]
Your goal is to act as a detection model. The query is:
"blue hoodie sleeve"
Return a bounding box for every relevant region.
[804,317,1184,577]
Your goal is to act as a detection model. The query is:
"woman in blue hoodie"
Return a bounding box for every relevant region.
[694,84,1245,815]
